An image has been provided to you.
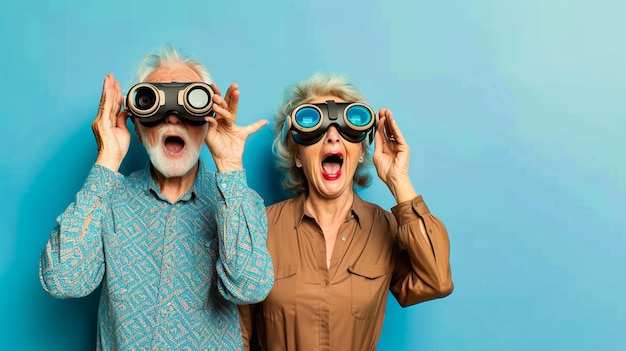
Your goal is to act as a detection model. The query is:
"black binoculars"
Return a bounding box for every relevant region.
[126,82,215,125]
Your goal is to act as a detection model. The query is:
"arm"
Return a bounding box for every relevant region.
[207,83,273,303]
[389,197,453,306]
[373,110,453,306]
[39,165,121,297]
[214,171,274,304]
[40,74,129,298]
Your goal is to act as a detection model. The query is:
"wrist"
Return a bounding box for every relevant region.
[214,158,243,173]
[95,153,123,172]
[387,175,417,204]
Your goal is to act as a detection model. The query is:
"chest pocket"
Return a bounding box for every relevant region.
[262,265,298,321]
[348,264,389,319]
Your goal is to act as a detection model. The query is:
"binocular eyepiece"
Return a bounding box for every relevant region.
[126,82,215,125]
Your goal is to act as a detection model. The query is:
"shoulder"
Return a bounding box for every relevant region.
[355,195,392,216]
[266,197,297,219]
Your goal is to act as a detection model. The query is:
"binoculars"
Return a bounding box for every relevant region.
[126,82,215,125]
[283,100,377,145]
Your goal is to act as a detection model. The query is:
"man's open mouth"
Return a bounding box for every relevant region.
[164,135,185,155]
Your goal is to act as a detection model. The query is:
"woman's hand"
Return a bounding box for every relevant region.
[373,109,417,203]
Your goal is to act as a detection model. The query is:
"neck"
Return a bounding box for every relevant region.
[151,162,199,202]
[305,189,355,223]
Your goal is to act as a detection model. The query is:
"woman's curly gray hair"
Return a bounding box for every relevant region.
[271,72,373,195]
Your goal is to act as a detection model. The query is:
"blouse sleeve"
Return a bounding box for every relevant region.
[389,195,454,307]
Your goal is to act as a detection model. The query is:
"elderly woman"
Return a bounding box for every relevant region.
[239,73,453,351]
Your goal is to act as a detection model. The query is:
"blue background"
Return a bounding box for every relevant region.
[1,1,625,350]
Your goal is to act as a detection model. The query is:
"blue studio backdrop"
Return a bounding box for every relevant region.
[1,1,625,350]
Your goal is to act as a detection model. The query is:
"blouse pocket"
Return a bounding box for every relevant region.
[348,264,389,319]
[262,265,298,321]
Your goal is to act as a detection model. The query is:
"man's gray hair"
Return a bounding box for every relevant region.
[135,43,212,84]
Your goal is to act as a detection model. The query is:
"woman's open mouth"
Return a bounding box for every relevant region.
[322,153,343,180]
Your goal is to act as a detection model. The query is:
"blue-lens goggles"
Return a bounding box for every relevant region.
[282,100,377,145]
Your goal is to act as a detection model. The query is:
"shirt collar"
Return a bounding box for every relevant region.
[293,192,365,229]
[145,161,202,203]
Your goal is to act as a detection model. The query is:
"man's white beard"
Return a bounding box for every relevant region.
[141,125,203,178]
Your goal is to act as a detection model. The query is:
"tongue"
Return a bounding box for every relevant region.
[165,137,184,154]
[322,162,341,175]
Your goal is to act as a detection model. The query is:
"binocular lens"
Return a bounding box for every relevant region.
[134,87,157,110]
[187,87,210,109]
[294,107,321,129]
[346,105,372,127]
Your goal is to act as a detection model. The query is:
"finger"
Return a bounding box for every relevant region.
[99,75,116,127]
[211,103,235,125]
[116,110,129,129]
[224,84,238,107]
[212,83,222,97]
[104,75,121,115]
[242,119,269,136]
[97,75,108,115]
[376,109,392,142]
[385,111,407,144]
[205,115,219,129]
[374,116,387,155]
[212,93,227,109]
[113,78,123,110]
[379,109,398,143]
[226,86,240,115]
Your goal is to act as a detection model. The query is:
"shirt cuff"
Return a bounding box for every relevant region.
[215,169,248,207]
[85,164,123,197]
[391,195,430,226]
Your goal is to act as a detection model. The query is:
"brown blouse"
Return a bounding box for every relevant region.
[239,194,453,351]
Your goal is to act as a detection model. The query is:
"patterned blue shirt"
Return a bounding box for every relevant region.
[40,162,274,350]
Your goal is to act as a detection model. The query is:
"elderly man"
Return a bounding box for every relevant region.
[39,45,273,350]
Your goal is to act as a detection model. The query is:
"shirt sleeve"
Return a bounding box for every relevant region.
[39,164,121,298]
[214,170,274,304]
[389,195,454,307]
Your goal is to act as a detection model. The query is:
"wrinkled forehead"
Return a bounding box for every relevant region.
[145,65,202,83]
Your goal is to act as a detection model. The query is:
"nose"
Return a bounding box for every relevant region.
[324,125,341,144]
[164,113,182,124]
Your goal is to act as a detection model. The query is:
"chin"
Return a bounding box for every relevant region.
[140,125,204,178]
[146,147,200,178]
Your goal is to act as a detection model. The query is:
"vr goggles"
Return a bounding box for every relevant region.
[126,82,215,125]
[282,100,377,145]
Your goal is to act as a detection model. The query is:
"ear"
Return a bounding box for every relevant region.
[294,155,302,168]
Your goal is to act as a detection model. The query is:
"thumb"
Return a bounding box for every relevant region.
[243,119,269,136]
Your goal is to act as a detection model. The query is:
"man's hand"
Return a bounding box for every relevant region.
[93,74,130,172]
[205,83,267,173]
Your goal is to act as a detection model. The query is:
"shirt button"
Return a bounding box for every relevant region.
[322,280,329,287]
[341,236,346,242]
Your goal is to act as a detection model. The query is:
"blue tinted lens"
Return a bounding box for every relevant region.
[294,107,321,128]
[346,105,372,126]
